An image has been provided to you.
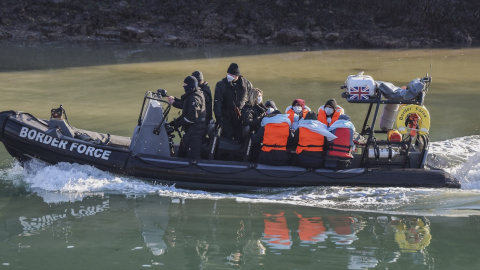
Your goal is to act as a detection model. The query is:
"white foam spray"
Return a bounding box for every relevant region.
[1,135,479,214]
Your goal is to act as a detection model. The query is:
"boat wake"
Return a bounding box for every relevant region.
[1,135,479,214]
[428,135,480,189]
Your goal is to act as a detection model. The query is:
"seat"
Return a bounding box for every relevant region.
[208,124,252,161]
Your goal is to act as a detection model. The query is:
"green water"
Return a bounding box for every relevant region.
[1,42,480,270]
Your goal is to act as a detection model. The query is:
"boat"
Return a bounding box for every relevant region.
[0,74,461,190]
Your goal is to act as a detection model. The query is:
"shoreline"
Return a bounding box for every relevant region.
[1,0,478,49]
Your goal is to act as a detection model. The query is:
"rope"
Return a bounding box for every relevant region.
[254,167,311,178]
[134,154,367,180]
[313,168,368,179]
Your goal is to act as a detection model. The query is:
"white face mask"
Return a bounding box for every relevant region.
[324,107,334,115]
[266,107,275,114]
[293,106,302,114]
[227,74,235,82]
[257,96,262,104]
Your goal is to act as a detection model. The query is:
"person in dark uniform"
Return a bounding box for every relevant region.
[168,70,212,127]
[241,87,267,134]
[214,63,253,141]
[191,71,212,125]
[170,76,206,159]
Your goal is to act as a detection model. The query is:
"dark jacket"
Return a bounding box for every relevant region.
[176,88,206,128]
[172,82,212,124]
[241,102,267,133]
[213,76,253,125]
[200,82,213,124]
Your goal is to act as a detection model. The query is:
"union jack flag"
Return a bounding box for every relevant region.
[349,86,370,100]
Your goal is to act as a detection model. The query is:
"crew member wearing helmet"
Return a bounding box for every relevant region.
[170,76,206,159]
[317,98,344,127]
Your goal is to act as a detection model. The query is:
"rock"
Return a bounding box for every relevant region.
[96,30,121,39]
[202,13,223,39]
[277,28,304,44]
[257,20,276,38]
[163,34,179,43]
[121,27,147,41]
[309,31,323,42]
[0,31,12,40]
[325,32,340,42]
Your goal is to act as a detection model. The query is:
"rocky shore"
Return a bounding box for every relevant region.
[1,0,478,48]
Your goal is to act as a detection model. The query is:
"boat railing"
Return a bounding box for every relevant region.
[343,76,431,169]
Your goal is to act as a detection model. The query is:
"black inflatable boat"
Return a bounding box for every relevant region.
[0,74,461,190]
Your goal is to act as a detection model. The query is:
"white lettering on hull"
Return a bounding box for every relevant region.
[19,127,111,160]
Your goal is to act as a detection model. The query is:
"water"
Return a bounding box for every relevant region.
[1,42,480,269]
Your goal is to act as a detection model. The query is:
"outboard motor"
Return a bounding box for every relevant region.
[130,90,172,157]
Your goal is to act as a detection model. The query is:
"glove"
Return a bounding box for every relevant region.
[170,118,181,129]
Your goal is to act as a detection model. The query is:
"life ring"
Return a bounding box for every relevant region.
[395,105,430,135]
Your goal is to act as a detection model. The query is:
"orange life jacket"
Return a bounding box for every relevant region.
[262,122,291,152]
[317,106,344,127]
[327,127,353,158]
[287,108,309,124]
[296,127,325,154]
[263,212,291,247]
[295,212,326,242]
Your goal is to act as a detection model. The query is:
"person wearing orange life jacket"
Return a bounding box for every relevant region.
[293,112,337,168]
[252,109,293,166]
[325,114,355,170]
[317,98,344,127]
[285,99,311,131]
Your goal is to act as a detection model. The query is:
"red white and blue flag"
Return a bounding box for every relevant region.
[349,86,370,100]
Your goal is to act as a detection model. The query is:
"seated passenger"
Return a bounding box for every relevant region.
[264,99,277,115]
[285,99,311,130]
[252,109,293,166]
[325,114,355,170]
[241,88,267,134]
[248,99,276,162]
[293,112,337,169]
[317,98,344,127]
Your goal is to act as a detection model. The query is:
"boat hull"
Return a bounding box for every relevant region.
[0,111,461,190]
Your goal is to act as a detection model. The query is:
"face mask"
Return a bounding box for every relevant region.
[293,106,302,114]
[227,74,235,82]
[266,107,275,114]
[257,96,262,104]
[324,107,334,115]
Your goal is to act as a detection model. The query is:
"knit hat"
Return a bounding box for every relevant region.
[265,100,277,110]
[183,76,198,92]
[338,114,351,121]
[325,98,337,110]
[304,111,317,120]
[191,71,204,83]
[292,99,306,109]
[227,63,240,75]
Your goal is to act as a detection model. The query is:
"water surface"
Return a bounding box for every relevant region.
[1,42,479,269]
